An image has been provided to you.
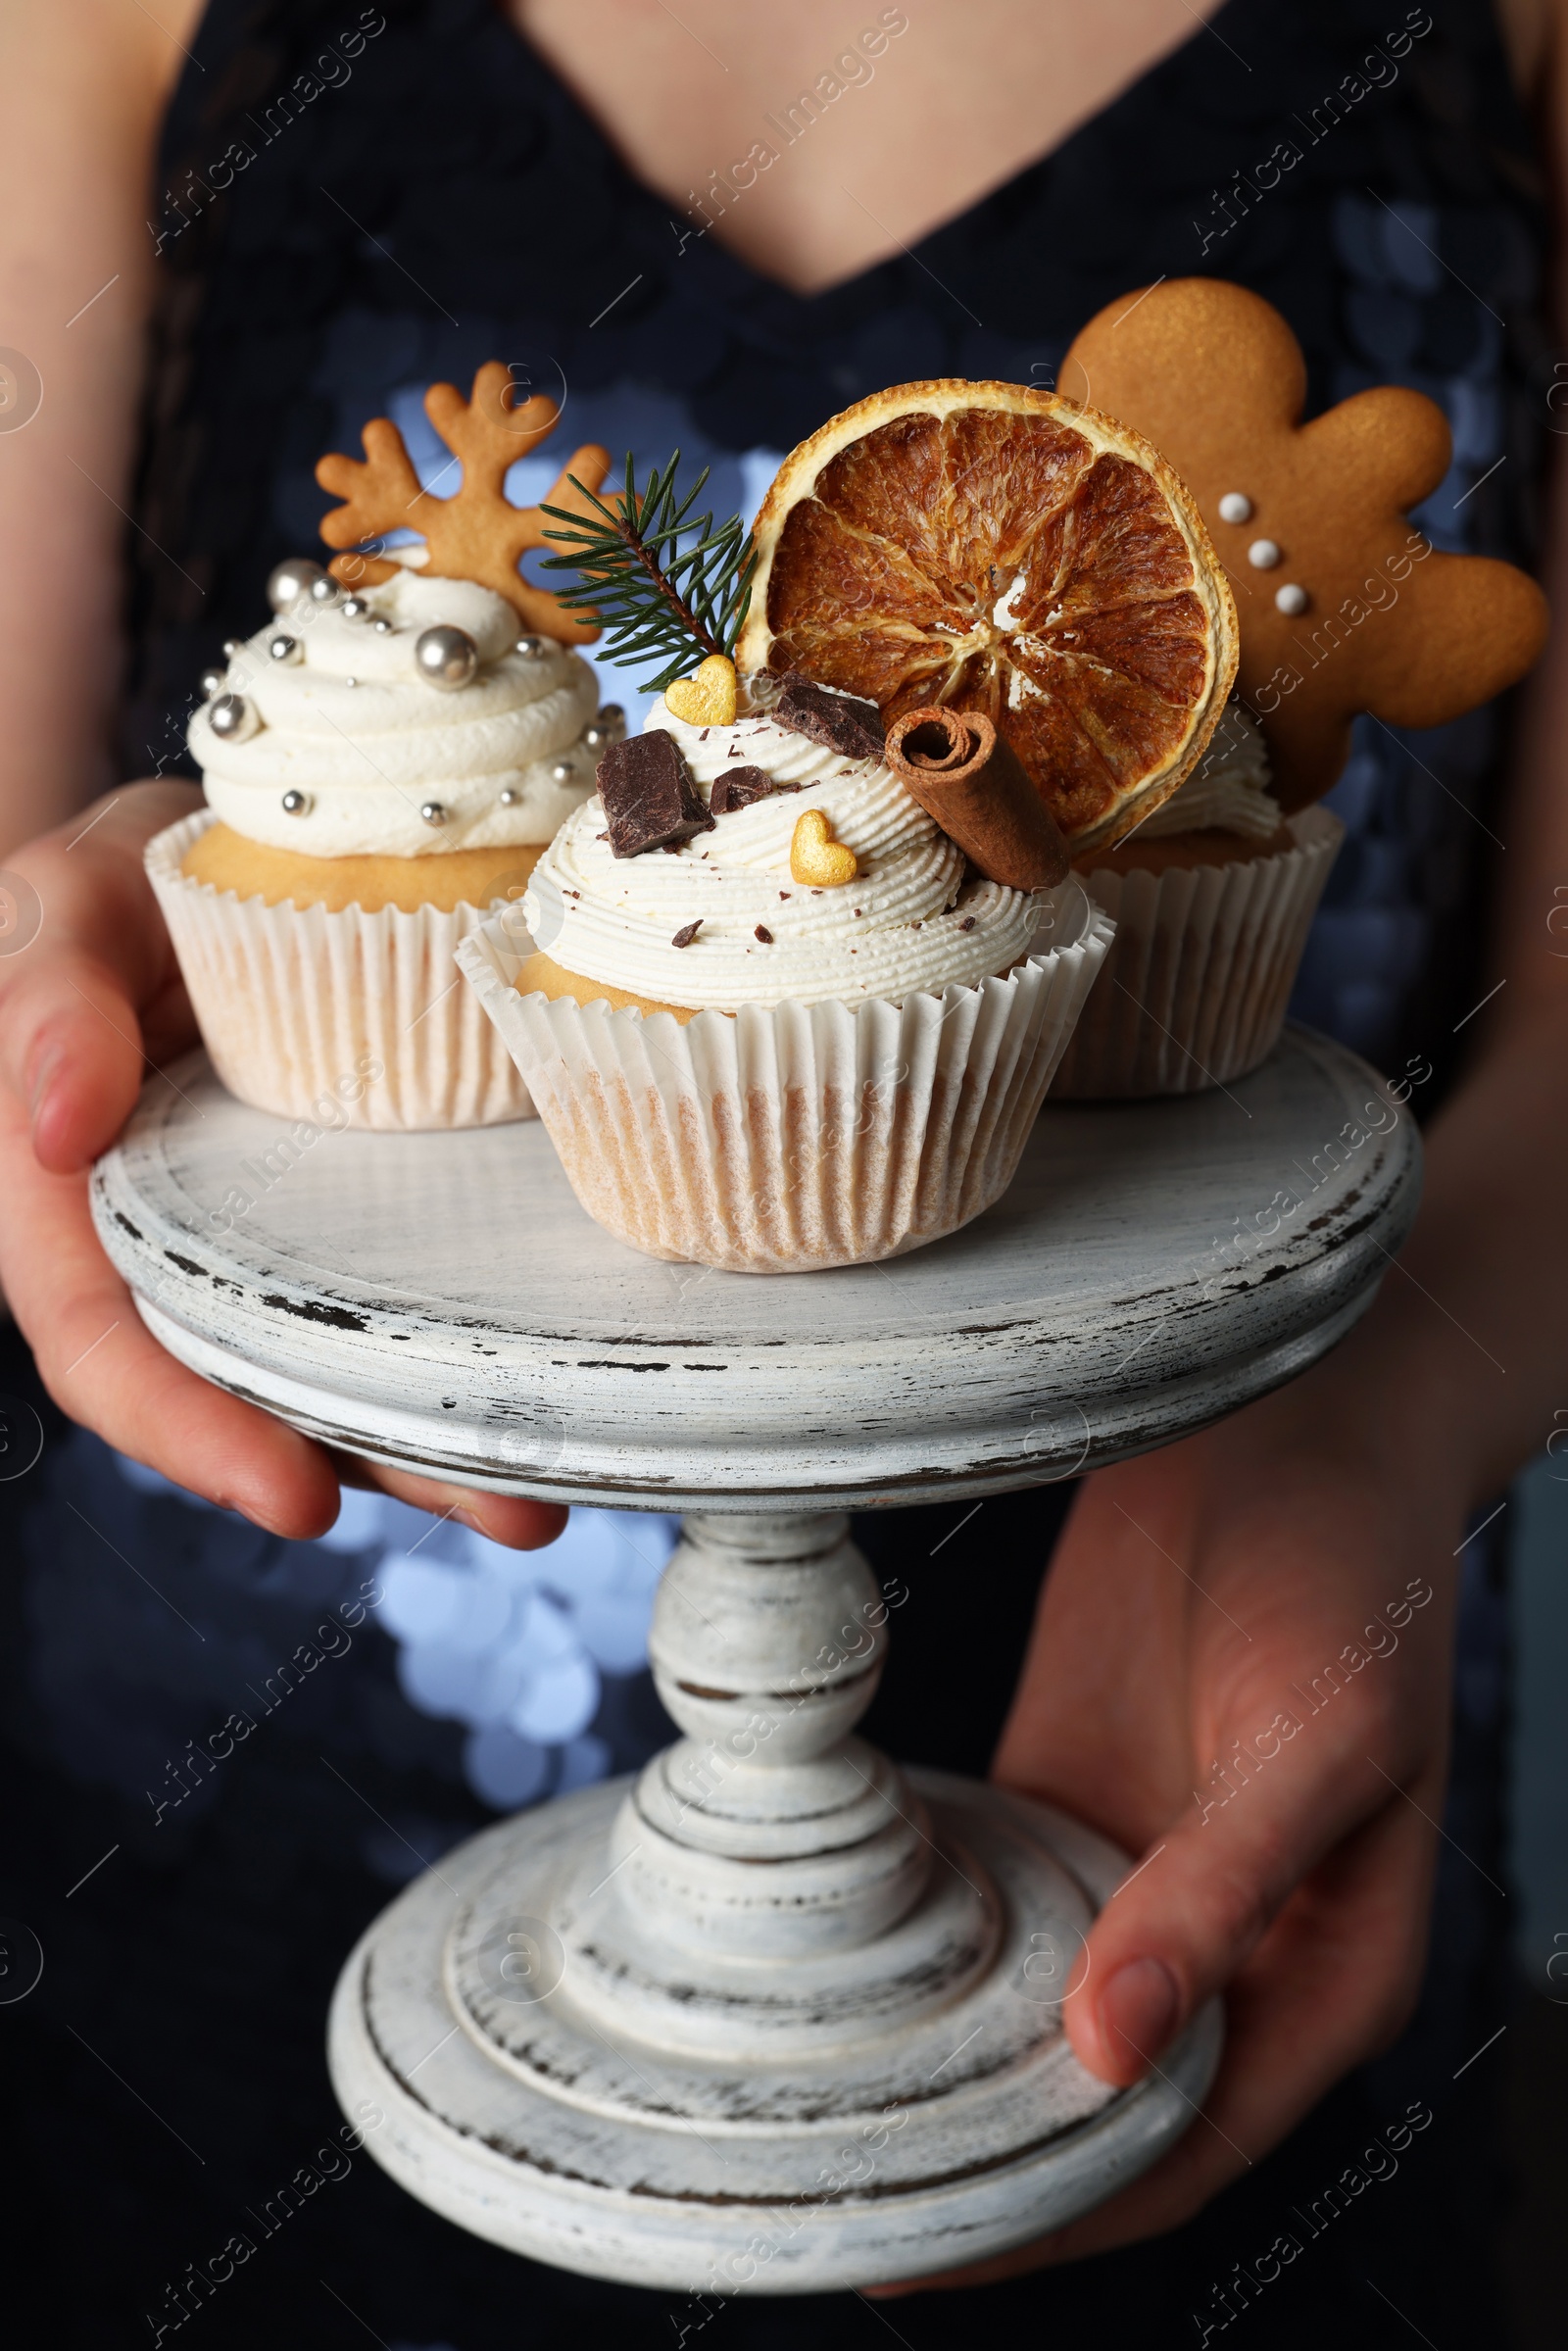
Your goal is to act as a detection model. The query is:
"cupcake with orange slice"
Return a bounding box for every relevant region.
[459,401,1236,1270]
[732,378,1337,1102]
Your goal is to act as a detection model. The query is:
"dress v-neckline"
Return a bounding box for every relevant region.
[501,1,1224,307]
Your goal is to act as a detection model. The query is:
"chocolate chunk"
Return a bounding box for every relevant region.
[596,732,714,857]
[959,914,977,931]
[710,764,773,815]
[776,674,885,761]
[671,919,702,948]
[754,924,773,944]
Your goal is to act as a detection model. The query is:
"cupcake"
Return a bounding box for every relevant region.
[460,669,1113,1272]
[146,563,615,1129]
[460,384,1247,1268]
[1041,275,1551,1091]
[1049,702,1343,1099]
[146,362,627,1129]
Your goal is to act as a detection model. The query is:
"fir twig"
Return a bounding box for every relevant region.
[538,452,757,692]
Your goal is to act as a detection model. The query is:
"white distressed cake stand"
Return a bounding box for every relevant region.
[92,1027,1418,2293]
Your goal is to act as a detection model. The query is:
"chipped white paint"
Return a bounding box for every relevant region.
[328,1511,1224,2290]
[90,1030,1419,1511]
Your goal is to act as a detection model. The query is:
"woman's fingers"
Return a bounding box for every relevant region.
[3,941,153,1170]
[339,1453,569,1550]
[0,782,200,1168]
[4,1123,571,1549]
[1063,1658,1421,2089]
[4,1108,343,1534]
[0,785,572,1552]
[871,1783,1439,2294]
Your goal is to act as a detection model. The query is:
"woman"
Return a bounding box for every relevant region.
[0,0,1557,2338]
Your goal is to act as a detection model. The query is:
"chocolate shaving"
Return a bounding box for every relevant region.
[776,674,885,762]
[671,919,702,948]
[959,914,977,931]
[755,924,773,944]
[710,764,773,815]
[596,732,715,858]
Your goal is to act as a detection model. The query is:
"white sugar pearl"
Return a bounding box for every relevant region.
[1218,492,1252,524]
[1248,538,1282,569]
[1274,582,1309,615]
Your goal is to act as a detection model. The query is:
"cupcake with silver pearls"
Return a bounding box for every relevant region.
[145,560,613,1129]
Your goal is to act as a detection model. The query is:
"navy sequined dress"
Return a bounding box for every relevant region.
[0,2,1534,2341]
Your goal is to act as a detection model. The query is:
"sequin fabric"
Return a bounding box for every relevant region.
[17,13,1526,2330]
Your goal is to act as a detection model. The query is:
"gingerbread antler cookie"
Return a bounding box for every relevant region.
[1058,279,1547,807]
[316,361,612,643]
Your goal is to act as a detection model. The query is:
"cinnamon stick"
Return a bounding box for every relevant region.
[883,709,1069,890]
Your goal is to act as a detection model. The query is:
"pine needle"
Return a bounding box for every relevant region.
[538,452,757,691]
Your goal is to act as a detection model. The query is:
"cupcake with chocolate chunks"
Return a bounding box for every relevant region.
[457,442,1143,1272]
[145,366,620,1127]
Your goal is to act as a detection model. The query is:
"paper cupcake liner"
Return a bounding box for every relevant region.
[146,811,537,1129]
[456,887,1114,1272]
[1049,807,1344,1100]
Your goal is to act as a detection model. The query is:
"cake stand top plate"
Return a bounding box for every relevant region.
[92,1030,1418,1510]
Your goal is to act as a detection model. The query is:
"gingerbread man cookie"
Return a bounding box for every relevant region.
[1058,278,1547,808]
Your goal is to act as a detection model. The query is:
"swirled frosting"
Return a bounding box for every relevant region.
[1139,702,1280,839]
[522,690,1045,1011]
[188,570,600,856]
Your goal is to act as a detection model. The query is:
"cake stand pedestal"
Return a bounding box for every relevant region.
[92,1027,1418,2291]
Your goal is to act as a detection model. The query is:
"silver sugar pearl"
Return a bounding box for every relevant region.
[340,595,372,622]
[207,692,260,743]
[371,615,393,633]
[281,789,313,816]
[268,632,302,664]
[419,801,450,827]
[550,761,573,782]
[514,634,546,658]
[499,787,520,806]
[310,574,343,605]
[343,676,357,688]
[221,639,241,659]
[267,557,325,612]
[596,703,626,740]
[414,624,479,691]
[199,664,227,700]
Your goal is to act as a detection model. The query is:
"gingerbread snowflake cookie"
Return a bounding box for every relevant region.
[316,361,613,642]
[1059,278,1547,808]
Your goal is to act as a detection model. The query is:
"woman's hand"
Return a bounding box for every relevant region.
[875,1353,1463,2289]
[0,784,566,1549]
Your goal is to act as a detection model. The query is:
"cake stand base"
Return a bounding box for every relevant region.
[329,1513,1222,2293]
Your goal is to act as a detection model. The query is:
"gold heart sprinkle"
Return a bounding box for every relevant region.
[663,654,737,728]
[790,806,858,887]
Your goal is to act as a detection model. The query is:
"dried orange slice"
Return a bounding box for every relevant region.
[737,381,1238,850]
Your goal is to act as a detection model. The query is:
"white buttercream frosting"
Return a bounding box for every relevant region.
[188,570,600,856]
[1139,702,1281,840]
[521,691,1045,1011]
